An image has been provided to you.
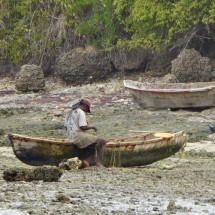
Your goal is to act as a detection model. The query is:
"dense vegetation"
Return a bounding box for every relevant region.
[1,0,215,65]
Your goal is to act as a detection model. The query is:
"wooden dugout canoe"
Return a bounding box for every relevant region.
[124,80,215,109]
[8,131,187,167]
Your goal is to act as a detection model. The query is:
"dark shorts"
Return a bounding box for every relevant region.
[77,142,98,159]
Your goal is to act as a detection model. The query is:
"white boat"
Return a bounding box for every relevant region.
[124,80,215,109]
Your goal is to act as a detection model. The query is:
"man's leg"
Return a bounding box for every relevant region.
[82,156,92,168]
[81,143,97,168]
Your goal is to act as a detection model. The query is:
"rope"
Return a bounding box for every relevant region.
[109,147,122,168]
[108,120,212,169]
[109,147,116,167]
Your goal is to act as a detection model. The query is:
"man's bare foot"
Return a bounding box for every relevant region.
[82,160,90,168]
[107,166,116,171]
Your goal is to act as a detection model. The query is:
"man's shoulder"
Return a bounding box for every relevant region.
[76,108,85,115]
[70,108,85,118]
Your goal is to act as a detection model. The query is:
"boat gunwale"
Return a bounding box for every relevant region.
[9,134,72,145]
[9,134,158,146]
[123,80,215,93]
[9,131,186,147]
[107,137,165,147]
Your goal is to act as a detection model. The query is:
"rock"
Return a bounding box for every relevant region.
[167,201,177,210]
[15,64,45,92]
[59,157,82,170]
[171,49,213,82]
[54,46,112,85]
[55,193,72,203]
[108,48,152,73]
[161,73,178,83]
[208,134,215,143]
[0,129,4,135]
[53,110,63,117]
[148,50,175,74]
[3,166,62,182]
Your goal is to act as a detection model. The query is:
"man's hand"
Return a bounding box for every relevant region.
[92,126,97,132]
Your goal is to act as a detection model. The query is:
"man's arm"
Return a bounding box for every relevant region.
[80,125,97,132]
[78,109,97,132]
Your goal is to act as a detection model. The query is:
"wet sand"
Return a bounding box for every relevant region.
[0,78,215,214]
[0,147,215,215]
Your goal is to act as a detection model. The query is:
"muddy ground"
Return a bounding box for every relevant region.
[0,77,215,214]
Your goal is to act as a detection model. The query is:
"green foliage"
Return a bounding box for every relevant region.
[1,0,215,64]
[0,0,65,64]
[114,0,215,50]
[62,0,119,48]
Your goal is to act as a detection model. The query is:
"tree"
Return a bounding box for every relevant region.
[1,0,215,65]
[114,0,215,50]
[0,0,66,64]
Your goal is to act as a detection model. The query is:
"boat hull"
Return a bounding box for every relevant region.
[8,131,187,167]
[8,134,77,166]
[104,132,186,166]
[124,80,215,109]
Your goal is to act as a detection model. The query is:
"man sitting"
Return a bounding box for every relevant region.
[65,98,107,168]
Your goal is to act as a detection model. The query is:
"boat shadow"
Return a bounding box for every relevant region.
[170,107,210,112]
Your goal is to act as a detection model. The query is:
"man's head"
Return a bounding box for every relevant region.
[79,99,91,113]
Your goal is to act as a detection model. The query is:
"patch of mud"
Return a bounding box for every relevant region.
[0,77,215,214]
[0,147,215,214]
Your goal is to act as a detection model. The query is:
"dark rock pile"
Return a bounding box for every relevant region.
[54,46,112,85]
[171,48,213,82]
[3,166,62,182]
[15,64,45,92]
